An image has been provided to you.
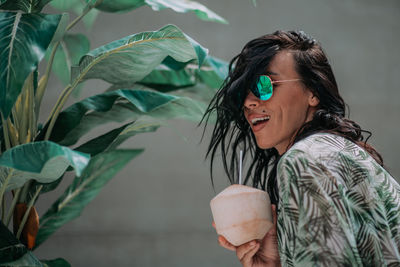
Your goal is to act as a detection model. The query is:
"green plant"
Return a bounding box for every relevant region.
[0,0,228,265]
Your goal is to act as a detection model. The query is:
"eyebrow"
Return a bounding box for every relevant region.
[266,71,279,76]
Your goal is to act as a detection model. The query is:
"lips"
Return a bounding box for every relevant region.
[248,114,270,132]
[251,116,270,125]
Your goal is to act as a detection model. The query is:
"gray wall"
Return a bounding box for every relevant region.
[35,0,400,266]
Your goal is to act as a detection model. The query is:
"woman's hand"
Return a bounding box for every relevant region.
[212,205,280,267]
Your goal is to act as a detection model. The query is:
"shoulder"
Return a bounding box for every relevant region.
[285,132,358,158]
[276,132,395,196]
[277,132,371,185]
[278,132,364,167]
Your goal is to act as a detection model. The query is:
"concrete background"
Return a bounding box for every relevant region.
[34,0,400,266]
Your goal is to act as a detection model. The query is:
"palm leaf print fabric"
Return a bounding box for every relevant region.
[276,133,400,266]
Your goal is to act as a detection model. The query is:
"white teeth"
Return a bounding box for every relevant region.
[251,116,270,124]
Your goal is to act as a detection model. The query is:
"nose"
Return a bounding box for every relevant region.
[243,91,260,109]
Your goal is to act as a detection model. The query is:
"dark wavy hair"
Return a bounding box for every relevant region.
[202,30,383,205]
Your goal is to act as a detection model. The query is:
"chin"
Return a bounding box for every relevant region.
[255,140,275,150]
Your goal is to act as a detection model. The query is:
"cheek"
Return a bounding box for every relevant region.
[279,96,309,131]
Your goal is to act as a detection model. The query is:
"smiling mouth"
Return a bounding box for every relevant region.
[251,116,270,126]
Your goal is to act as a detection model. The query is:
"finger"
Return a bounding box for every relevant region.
[218,235,236,251]
[240,243,260,266]
[236,240,259,261]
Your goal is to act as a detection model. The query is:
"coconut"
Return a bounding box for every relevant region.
[210,184,273,246]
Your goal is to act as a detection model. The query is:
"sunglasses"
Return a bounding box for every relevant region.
[251,75,302,101]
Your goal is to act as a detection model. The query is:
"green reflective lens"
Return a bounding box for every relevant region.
[255,75,273,101]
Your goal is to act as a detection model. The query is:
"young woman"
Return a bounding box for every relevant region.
[204,30,400,266]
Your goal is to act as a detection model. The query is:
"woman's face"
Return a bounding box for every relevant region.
[243,50,319,155]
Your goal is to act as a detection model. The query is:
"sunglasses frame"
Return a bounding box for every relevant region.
[252,75,302,101]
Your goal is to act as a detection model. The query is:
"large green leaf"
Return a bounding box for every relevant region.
[200,56,229,83]
[45,33,90,85]
[145,0,228,24]
[137,55,228,92]
[28,173,65,199]
[28,121,158,201]
[38,89,205,146]
[89,0,142,12]
[75,120,160,156]
[0,12,63,118]
[0,141,90,191]
[196,65,226,90]
[70,24,208,87]
[61,95,206,145]
[49,0,77,10]
[137,64,197,92]
[172,83,218,104]
[1,251,43,267]
[0,0,52,13]
[0,220,27,264]
[35,149,143,248]
[92,0,227,24]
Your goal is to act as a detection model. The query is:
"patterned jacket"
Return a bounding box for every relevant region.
[277,133,400,266]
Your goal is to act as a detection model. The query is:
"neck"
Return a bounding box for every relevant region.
[276,107,317,155]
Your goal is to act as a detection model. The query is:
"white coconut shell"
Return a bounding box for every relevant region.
[210,184,273,246]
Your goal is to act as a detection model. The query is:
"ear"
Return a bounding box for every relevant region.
[308,93,320,107]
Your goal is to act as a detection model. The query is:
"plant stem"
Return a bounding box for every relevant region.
[28,71,36,142]
[11,109,20,133]
[19,73,32,144]
[0,169,14,212]
[5,188,21,227]
[37,1,100,128]
[66,3,93,31]
[7,119,19,147]
[16,185,42,239]
[18,180,32,203]
[1,113,11,150]
[66,0,103,32]
[35,41,60,119]
[1,194,5,222]
[42,0,104,141]
[44,84,72,140]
